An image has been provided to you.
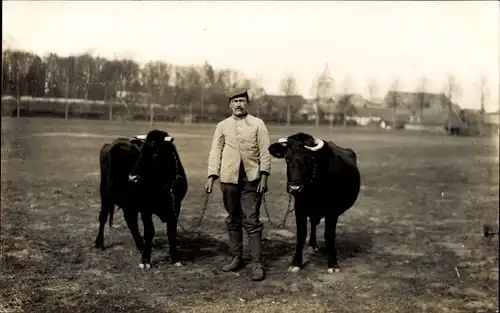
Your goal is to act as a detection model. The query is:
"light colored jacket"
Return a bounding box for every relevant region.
[207,114,271,184]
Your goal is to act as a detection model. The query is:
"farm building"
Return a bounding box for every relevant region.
[382,91,465,126]
[483,111,500,135]
[484,111,499,125]
[298,94,399,126]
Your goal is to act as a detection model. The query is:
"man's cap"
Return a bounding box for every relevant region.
[227,88,249,100]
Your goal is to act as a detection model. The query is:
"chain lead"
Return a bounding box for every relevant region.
[262,192,293,230]
[176,191,209,237]
[169,149,209,237]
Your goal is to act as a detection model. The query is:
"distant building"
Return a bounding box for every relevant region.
[484,111,500,125]
[383,91,452,111]
[382,91,466,127]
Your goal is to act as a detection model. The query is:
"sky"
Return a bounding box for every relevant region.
[3,1,499,112]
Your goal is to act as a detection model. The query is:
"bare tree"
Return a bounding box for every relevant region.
[341,77,351,97]
[4,50,36,118]
[367,78,378,103]
[244,79,266,118]
[444,74,461,104]
[388,79,400,125]
[338,77,352,127]
[200,61,215,122]
[415,76,428,124]
[443,74,462,131]
[77,51,99,100]
[113,57,141,122]
[476,76,488,116]
[141,62,157,125]
[252,86,266,118]
[279,74,298,127]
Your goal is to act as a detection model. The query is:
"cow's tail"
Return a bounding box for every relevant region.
[108,206,115,228]
[102,143,116,228]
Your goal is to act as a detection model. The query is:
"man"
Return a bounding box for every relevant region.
[205,88,271,281]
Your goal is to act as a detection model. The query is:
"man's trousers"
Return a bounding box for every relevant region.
[220,164,264,262]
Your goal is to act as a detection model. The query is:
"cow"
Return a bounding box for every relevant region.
[94,129,188,270]
[268,132,361,274]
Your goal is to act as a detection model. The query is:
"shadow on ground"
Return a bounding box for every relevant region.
[263,228,373,269]
[154,229,228,263]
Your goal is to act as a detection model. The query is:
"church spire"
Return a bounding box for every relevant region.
[321,62,330,79]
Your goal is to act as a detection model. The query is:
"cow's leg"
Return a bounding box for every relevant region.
[325,214,340,273]
[308,218,319,253]
[166,207,182,267]
[94,200,114,250]
[139,211,154,269]
[124,210,144,253]
[289,206,307,273]
[324,225,328,243]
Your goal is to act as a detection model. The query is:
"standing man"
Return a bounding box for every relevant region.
[205,88,271,281]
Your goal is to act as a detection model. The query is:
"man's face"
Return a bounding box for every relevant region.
[229,96,248,117]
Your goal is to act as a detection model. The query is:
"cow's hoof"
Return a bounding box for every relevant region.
[308,246,319,253]
[94,239,104,250]
[327,267,340,274]
[288,266,301,273]
[139,263,151,270]
[173,261,183,267]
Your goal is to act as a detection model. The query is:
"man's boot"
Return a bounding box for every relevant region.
[222,256,243,272]
[222,230,243,272]
[249,232,265,281]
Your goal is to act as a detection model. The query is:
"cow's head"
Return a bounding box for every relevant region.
[268,132,325,195]
[128,130,177,183]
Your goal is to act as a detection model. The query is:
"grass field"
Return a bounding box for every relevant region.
[1,117,499,313]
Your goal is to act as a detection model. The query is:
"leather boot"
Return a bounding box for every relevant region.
[222,256,243,272]
[251,262,265,281]
[222,230,243,272]
[249,232,265,281]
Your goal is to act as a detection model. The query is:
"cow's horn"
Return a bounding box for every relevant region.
[304,138,324,152]
[164,136,174,142]
[135,135,147,140]
[278,137,288,145]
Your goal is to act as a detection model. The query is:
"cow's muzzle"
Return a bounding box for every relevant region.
[287,184,303,194]
[128,174,139,183]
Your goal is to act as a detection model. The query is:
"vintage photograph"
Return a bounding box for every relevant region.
[1,1,499,312]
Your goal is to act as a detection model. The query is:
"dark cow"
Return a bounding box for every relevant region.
[94,129,188,270]
[268,132,360,274]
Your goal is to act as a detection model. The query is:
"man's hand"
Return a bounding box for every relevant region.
[205,176,215,194]
[257,174,268,193]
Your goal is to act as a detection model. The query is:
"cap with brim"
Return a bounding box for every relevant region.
[227,88,248,100]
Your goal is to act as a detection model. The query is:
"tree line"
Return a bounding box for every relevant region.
[1,48,274,121]
[2,48,491,127]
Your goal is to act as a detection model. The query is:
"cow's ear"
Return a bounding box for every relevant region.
[269,142,286,158]
[131,139,144,147]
